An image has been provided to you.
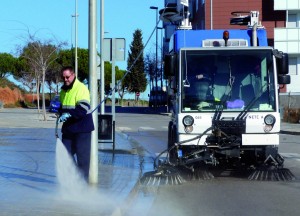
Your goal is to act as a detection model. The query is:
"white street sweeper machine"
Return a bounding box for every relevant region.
[140,8,295,185]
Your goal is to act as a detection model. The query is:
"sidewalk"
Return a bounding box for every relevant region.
[280,121,300,135]
[0,108,149,216]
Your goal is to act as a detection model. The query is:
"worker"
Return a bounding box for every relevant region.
[58,66,94,181]
[193,74,219,110]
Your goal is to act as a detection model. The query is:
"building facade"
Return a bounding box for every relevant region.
[274,0,300,93]
[162,0,300,92]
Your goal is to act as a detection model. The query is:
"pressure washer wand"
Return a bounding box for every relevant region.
[55,114,59,138]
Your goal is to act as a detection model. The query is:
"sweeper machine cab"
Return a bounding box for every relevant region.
[140,10,295,185]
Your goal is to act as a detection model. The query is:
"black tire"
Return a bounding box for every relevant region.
[167,121,173,149]
[168,124,178,163]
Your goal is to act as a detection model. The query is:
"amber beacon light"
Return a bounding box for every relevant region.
[223,30,229,46]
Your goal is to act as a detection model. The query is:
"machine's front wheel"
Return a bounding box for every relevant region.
[168,124,178,163]
[167,121,174,149]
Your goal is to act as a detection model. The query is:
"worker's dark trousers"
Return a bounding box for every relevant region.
[62,132,91,181]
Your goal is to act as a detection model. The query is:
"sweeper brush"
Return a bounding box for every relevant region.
[139,163,186,186]
[139,128,217,186]
[188,168,215,181]
[248,154,296,181]
[139,157,218,186]
[139,163,216,186]
[248,167,296,181]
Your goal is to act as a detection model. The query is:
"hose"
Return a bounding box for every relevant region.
[55,114,59,138]
[153,126,213,169]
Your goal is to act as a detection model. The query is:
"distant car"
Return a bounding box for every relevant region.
[49,95,61,113]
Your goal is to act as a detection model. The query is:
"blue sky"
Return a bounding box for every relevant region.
[0,0,164,99]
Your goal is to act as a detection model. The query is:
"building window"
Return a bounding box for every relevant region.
[287,14,297,28]
[289,57,298,75]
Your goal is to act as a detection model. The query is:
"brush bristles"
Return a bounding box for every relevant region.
[248,168,296,181]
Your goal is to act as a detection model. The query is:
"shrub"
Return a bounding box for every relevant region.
[283,107,300,123]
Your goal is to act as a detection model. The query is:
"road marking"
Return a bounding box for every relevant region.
[118,127,132,131]
[139,127,155,130]
[118,126,168,132]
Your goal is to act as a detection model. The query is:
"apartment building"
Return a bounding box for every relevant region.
[162,0,300,92]
[274,0,300,93]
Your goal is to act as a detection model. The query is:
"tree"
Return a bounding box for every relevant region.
[115,69,126,105]
[77,48,89,81]
[0,53,17,78]
[18,36,66,121]
[124,29,147,98]
[13,56,35,93]
[56,48,89,81]
[144,53,156,92]
[104,61,112,94]
[103,61,127,104]
[45,61,61,96]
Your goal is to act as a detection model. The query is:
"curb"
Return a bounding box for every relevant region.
[280,130,300,135]
[159,112,172,116]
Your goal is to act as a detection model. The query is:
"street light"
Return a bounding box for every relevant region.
[100,0,105,115]
[150,6,158,109]
[157,27,164,89]
[72,0,79,77]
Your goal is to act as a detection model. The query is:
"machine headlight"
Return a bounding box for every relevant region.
[264,115,276,125]
[264,125,273,132]
[182,115,194,126]
[184,125,194,133]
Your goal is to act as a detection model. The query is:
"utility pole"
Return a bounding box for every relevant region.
[88,0,98,184]
[100,0,105,115]
[157,27,164,89]
[72,0,79,77]
[150,6,158,109]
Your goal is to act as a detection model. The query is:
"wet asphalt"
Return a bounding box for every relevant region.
[0,108,153,216]
[0,107,299,216]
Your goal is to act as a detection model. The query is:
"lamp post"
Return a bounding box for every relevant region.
[88,0,98,184]
[157,26,163,90]
[72,0,79,77]
[150,6,158,109]
[100,0,105,115]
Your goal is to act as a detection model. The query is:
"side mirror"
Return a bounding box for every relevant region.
[278,74,290,84]
[276,53,289,75]
[164,54,176,78]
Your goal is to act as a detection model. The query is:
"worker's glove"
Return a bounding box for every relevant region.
[58,113,71,123]
[197,102,211,110]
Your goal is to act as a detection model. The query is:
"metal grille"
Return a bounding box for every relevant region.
[202,39,248,47]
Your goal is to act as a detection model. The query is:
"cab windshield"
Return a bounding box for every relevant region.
[181,49,276,112]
